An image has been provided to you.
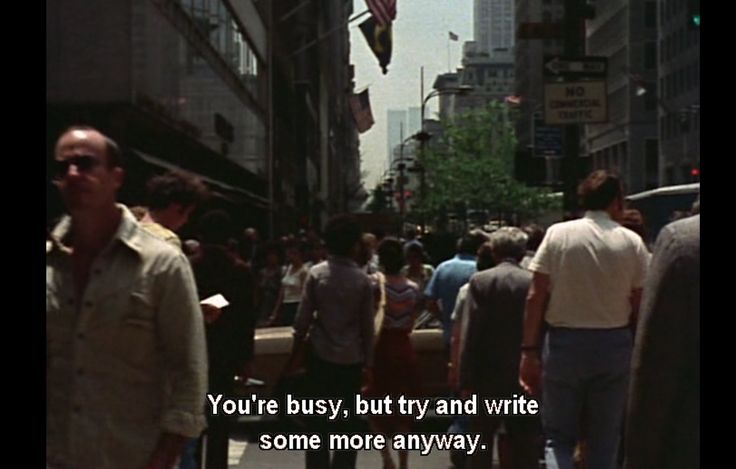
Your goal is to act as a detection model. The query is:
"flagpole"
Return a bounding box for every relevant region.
[447,39,451,72]
[291,9,371,56]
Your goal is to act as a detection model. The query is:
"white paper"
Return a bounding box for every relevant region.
[200,294,229,309]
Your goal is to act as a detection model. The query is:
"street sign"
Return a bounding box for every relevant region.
[517,22,563,40]
[544,81,608,125]
[534,115,563,158]
[544,56,608,78]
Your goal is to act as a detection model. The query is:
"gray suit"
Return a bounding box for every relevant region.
[461,260,539,469]
[625,214,700,469]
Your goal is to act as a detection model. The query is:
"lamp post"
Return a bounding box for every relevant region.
[415,85,473,233]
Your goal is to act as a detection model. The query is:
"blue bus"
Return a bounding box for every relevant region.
[625,183,699,244]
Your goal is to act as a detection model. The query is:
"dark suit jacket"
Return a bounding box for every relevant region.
[625,214,700,469]
[460,261,532,395]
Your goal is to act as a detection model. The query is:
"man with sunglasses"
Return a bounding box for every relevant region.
[46,126,208,469]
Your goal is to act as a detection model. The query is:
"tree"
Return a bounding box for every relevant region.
[417,101,559,228]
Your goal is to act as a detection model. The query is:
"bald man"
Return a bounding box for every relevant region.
[46,126,208,469]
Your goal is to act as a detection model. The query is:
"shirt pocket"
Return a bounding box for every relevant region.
[93,288,159,374]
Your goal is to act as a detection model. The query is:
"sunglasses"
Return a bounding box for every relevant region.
[52,155,102,179]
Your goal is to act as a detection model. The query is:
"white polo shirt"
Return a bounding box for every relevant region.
[529,211,650,328]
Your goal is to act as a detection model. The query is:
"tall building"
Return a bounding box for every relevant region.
[584,0,659,193]
[47,0,361,235]
[387,110,408,166]
[407,107,422,137]
[475,0,515,57]
[658,0,700,185]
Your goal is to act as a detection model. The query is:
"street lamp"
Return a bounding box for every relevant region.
[415,85,473,233]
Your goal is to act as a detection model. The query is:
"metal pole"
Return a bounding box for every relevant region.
[561,0,586,213]
[291,9,370,56]
[419,66,426,233]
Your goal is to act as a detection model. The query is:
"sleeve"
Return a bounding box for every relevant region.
[451,285,467,322]
[424,264,441,299]
[528,227,555,275]
[156,254,208,438]
[292,271,316,341]
[626,225,699,467]
[631,237,651,289]
[459,280,481,390]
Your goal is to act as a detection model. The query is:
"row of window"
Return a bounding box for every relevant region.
[660,59,699,100]
[661,0,689,24]
[179,0,262,100]
[660,25,699,63]
[591,142,628,178]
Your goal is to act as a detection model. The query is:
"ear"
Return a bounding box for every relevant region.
[112,167,125,191]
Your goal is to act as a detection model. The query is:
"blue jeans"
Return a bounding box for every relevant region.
[542,327,632,469]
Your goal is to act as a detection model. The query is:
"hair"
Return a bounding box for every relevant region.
[621,209,647,241]
[476,242,496,271]
[405,242,426,262]
[57,125,124,168]
[128,205,148,221]
[578,170,623,210]
[145,170,209,211]
[377,237,405,275]
[324,214,362,257]
[197,209,234,245]
[284,238,308,258]
[457,229,490,255]
[522,224,545,252]
[489,227,529,262]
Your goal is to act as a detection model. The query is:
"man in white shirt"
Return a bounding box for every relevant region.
[519,170,650,469]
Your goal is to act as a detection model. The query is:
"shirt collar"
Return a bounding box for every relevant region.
[328,255,359,268]
[48,204,144,256]
[584,210,612,221]
[455,253,476,261]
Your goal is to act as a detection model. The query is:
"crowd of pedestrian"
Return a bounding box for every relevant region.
[47,126,699,469]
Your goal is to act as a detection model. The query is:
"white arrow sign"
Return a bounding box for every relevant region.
[545,57,607,75]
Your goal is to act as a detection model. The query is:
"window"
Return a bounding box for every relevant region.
[645,42,657,69]
[645,84,657,111]
[645,2,657,27]
[660,116,667,139]
[542,11,552,23]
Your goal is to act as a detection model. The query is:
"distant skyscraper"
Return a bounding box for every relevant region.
[475,0,515,56]
[407,107,421,136]
[387,109,408,166]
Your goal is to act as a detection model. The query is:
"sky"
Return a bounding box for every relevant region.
[349,0,474,189]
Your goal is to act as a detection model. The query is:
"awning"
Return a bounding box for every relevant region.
[131,150,270,209]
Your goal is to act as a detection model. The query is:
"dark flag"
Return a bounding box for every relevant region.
[349,89,375,133]
[359,16,392,75]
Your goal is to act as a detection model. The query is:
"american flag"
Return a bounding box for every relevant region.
[366,0,397,27]
[349,89,375,133]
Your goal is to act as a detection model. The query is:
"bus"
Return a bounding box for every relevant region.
[625,183,699,244]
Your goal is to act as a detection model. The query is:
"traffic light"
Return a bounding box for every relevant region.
[690,166,700,182]
[688,0,700,28]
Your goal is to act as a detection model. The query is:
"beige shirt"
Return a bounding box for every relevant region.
[46,205,208,469]
[140,220,182,250]
[529,210,649,328]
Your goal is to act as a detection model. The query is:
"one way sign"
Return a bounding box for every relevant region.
[544,56,608,79]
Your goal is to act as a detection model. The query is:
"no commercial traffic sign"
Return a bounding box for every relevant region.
[544,81,608,125]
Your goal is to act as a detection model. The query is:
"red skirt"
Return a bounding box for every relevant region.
[363,328,421,432]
